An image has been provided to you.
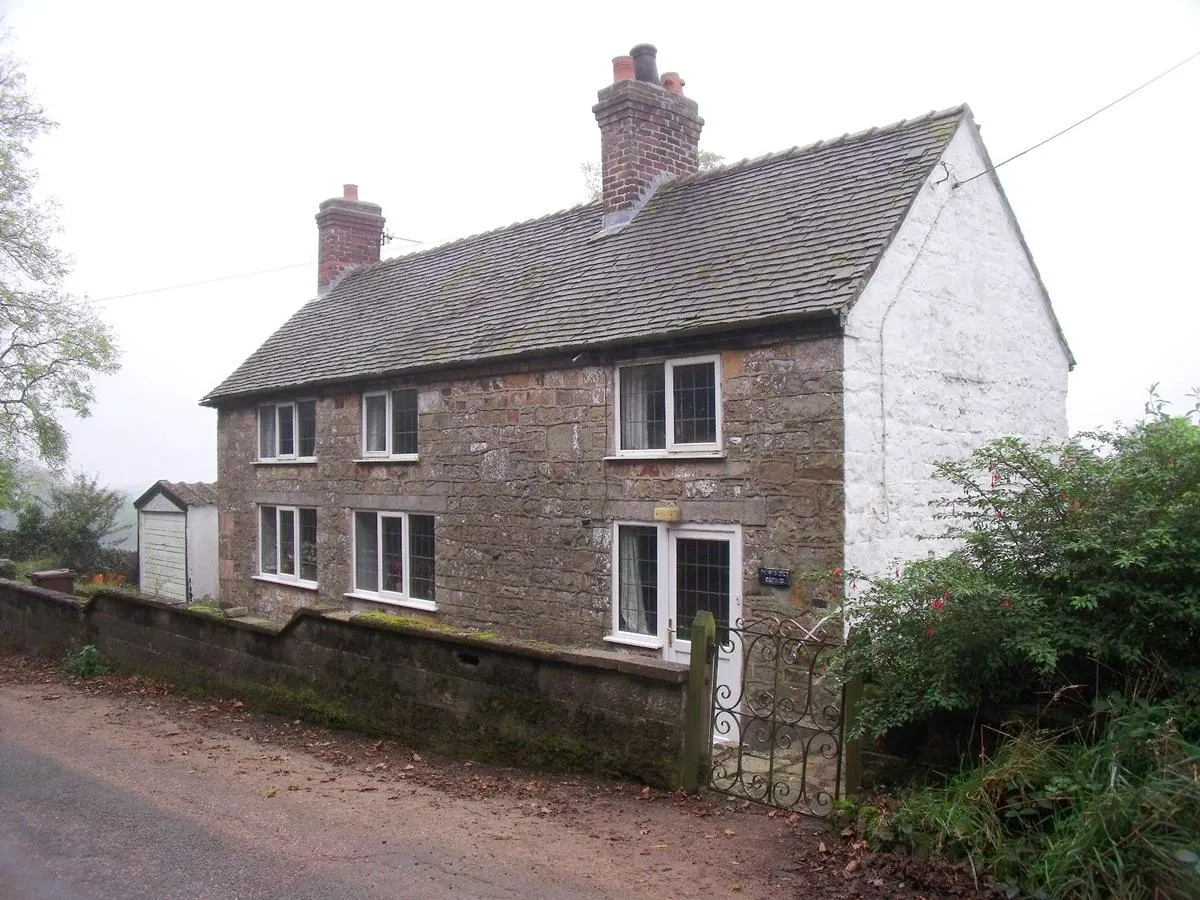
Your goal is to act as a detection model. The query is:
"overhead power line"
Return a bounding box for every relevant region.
[94,233,427,303]
[958,47,1200,186]
[95,261,314,302]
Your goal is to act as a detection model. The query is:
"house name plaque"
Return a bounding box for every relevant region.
[757,567,791,588]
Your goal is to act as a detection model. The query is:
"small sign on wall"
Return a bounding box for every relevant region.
[757,567,791,588]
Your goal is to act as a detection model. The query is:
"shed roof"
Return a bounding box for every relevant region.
[134,480,218,510]
[204,106,970,405]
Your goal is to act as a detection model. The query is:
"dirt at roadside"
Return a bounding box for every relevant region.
[0,653,997,899]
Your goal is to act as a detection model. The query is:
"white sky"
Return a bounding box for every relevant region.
[5,0,1199,489]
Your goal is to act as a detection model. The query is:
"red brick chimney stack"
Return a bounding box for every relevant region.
[592,44,704,228]
[315,184,385,296]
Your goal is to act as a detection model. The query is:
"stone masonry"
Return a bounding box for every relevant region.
[217,322,846,645]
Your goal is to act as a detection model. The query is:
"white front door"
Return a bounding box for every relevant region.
[612,522,743,711]
[663,527,743,722]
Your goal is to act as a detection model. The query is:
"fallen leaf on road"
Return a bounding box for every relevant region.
[844,859,861,874]
[264,788,278,798]
[41,694,62,701]
[723,827,736,837]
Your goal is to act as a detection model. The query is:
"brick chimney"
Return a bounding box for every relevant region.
[592,44,704,228]
[315,184,385,295]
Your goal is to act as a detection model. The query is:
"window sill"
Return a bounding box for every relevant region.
[603,452,726,462]
[253,459,318,466]
[343,591,437,613]
[603,633,665,650]
[253,574,319,591]
[353,455,419,464]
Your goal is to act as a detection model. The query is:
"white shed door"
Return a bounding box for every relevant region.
[139,511,188,601]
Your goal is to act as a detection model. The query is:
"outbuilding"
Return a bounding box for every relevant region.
[133,480,218,602]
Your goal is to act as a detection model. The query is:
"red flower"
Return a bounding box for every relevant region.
[1001,598,1013,610]
[833,567,845,577]
[932,599,945,611]
[927,627,937,639]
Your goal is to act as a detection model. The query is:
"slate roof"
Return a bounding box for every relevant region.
[134,480,218,510]
[203,105,970,405]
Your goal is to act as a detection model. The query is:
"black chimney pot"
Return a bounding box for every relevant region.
[630,44,659,83]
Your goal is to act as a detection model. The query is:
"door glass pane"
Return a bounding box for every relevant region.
[409,514,435,601]
[297,401,317,458]
[278,508,296,575]
[259,406,276,458]
[260,506,277,574]
[619,364,666,450]
[364,394,388,453]
[673,362,716,444]
[392,389,418,455]
[299,508,317,582]
[617,525,658,635]
[277,404,295,456]
[382,516,404,594]
[355,512,378,592]
[675,537,730,638]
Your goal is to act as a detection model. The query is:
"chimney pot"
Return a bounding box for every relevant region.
[343,183,358,200]
[630,43,659,83]
[612,55,635,82]
[593,46,703,228]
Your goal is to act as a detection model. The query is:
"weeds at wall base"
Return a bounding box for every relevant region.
[63,644,109,678]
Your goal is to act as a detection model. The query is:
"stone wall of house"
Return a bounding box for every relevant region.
[217,325,846,644]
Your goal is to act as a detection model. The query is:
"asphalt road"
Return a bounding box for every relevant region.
[0,686,615,900]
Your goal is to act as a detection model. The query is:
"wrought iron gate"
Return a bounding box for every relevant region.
[707,615,845,817]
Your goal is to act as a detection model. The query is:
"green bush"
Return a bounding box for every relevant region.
[836,396,1200,739]
[62,644,109,678]
[881,703,1200,899]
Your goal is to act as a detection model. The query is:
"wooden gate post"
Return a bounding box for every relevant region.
[680,611,716,791]
[842,672,864,800]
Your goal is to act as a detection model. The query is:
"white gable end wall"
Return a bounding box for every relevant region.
[139,492,184,514]
[842,118,1070,579]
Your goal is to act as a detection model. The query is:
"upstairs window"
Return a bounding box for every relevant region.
[362,388,418,458]
[351,511,436,609]
[258,401,316,461]
[616,355,720,455]
[259,505,317,586]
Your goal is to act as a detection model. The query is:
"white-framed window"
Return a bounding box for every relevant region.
[609,521,739,649]
[258,505,318,587]
[258,400,317,461]
[615,354,721,456]
[349,510,436,609]
[361,388,418,459]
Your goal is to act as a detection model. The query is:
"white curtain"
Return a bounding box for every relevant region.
[618,528,651,635]
[620,365,653,450]
[365,395,388,452]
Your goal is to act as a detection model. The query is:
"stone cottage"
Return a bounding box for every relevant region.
[202,44,1072,697]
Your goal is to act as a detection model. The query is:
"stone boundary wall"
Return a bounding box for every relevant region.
[0,580,689,786]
